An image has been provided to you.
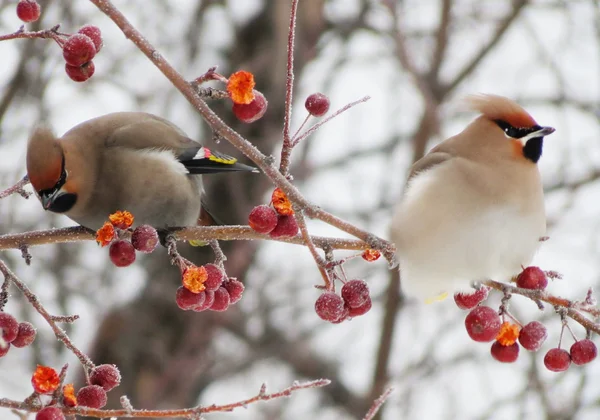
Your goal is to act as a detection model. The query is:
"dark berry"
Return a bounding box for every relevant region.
[35,406,65,420]
[341,279,370,309]
[90,364,121,391]
[65,61,95,82]
[131,225,159,253]
[210,287,231,312]
[516,266,548,290]
[222,279,244,304]
[454,287,489,310]
[62,34,96,67]
[109,240,136,267]
[193,290,215,312]
[76,385,107,408]
[232,90,268,123]
[544,348,571,372]
[348,297,372,317]
[16,0,41,23]
[77,25,102,52]
[11,322,36,348]
[248,205,278,234]
[464,306,501,342]
[315,292,345,322]
[0,312,19,343]
[269,215,299,238]
[305,93,330,117]
[491,341,519,363]
[570,339,597,365]
[203,264,225,292]
[518,321,547,351]
[175,286,205,311]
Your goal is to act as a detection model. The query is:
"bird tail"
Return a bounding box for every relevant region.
[181,149,259,174]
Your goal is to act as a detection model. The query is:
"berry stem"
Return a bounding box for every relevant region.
[208,240,227,269]
[290,114,311,144]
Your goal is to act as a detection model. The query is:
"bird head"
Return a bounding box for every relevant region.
[465,94,555,163]
[26,126,78,213]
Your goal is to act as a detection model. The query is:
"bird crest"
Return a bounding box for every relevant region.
[465,94,537,128]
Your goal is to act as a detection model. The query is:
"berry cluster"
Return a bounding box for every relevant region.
[177,263,244,313]
[248,188,299,238]
[0,312,36,357]
[458,266,598,370]
[96,211,159,268]
[315,279,372,323]
[16,0,41,23]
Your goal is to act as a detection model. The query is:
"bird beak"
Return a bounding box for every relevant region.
[520,126,555,144]
[40,189,60,210]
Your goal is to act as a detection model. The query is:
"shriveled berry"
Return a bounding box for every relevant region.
[348,297,372,317]
[0,312,19,343]
[203,264,225,292]
[222,279,244,304]
[210,287,231,312]
[90,364,121,391]
[232,90,268,123]
[77,25,102,52]
[11,322,37,348]
[491,341,519,363]
[193,290,215,312]
[269,215,299,238]
[36,406,65,420]
[570,339,597,365]
[315,292,345,322]
[175,286,205,311]
[305,93,330,117]
[17,0,40,23]
[453,287,489,310]
[544,348,571,372]
[0,342,10,357]
[516,266,548,290]
[518,321,547,351]
[109,240,136,267]
[248,204,278,234]
[131,225,159,253]
[464,306,501,342]
[63,34,96,67]
[65,61,95,82]
[341,280,370,309]
[77,385,107,408]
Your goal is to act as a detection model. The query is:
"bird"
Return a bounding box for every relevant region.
[390,94,554,300]
[26,112,258,230]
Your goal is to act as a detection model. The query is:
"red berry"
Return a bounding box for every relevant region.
[76,385,107,408]
[175,286,205,311]
[330,306,350,324]
[203,264,225,292]
[516,266,548,290]
[222,279,244,304]
[193,291,215,312]
[464,306,501,342]
[248,205,278,234]
[0,342,10,357]
[16,0,41,23]
[518,321,547,351]
[232,90,268,123]
[65,61,95,82]
[210,287,231,312]
[341,280,370,309]
[570,339,597,365]
[109,240,136,267]
[305,93,330,117]
[544,348,571,372]
[269,215,299,238]
[348,297,372,317]
[36,406,65,420]
[0,312,19,343]
[453,287,489,310]
[491,341,519,363]
[11,322,36,348]
[131,225,159,253]
[62,34,96,67]
[90,364,121,391]
[315,292,345,322]
[77,25,102,52]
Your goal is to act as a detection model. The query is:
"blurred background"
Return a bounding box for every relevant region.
[1,0,599,419]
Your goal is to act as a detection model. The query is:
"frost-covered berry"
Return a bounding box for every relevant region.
[544,348,571,372]
[65,61,95,82]
[269,215,299,238]
[11,322,36,348]
[35,406,65,420]
[109,240,136,267]
[17,0,41,23]
[90,364,121,391]
[222,279,244,304]
[454,287,489,310]
[518,321,547,351]
[193,291,215,312]
[77,25,102,52]
[570,339,597,365]
[464,306,501,342]
[491,341,519,363]
[203,264,225,292]
[62,34,97,67]
[76,385,107,408]
[341,280,370,309]
[315,292,345,322]
[175,286,205,311]
[232,90,268,123]
[516,266,548,290]
[305,93,330,117]
[0,312,19,343]
[210,287,231,312]
[131,225,159,253]
[248,205,278,234]
[347,297,372,317]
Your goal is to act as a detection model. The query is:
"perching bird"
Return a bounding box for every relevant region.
[26,112,257,230]
[390,94,554,300]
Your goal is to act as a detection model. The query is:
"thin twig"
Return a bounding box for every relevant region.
[363,387,394,420]
[0,176,31,200]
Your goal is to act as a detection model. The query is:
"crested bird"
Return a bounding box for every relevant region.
[390,94,554,300]
[26,112,257,230]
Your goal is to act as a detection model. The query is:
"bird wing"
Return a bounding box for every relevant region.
[104,113,257,174]
[407,149,454,182]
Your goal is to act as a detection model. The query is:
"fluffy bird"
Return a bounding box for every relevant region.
[390,94,554,300]
[26,112,257,230]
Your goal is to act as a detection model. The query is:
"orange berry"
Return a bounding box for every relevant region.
[182,265,208,293]
[95,222,115,247]
[108,210,134,229]
[31,365,60,394]
[227,70,256,104]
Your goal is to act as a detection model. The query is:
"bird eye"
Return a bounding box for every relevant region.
[48,193,77,213]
